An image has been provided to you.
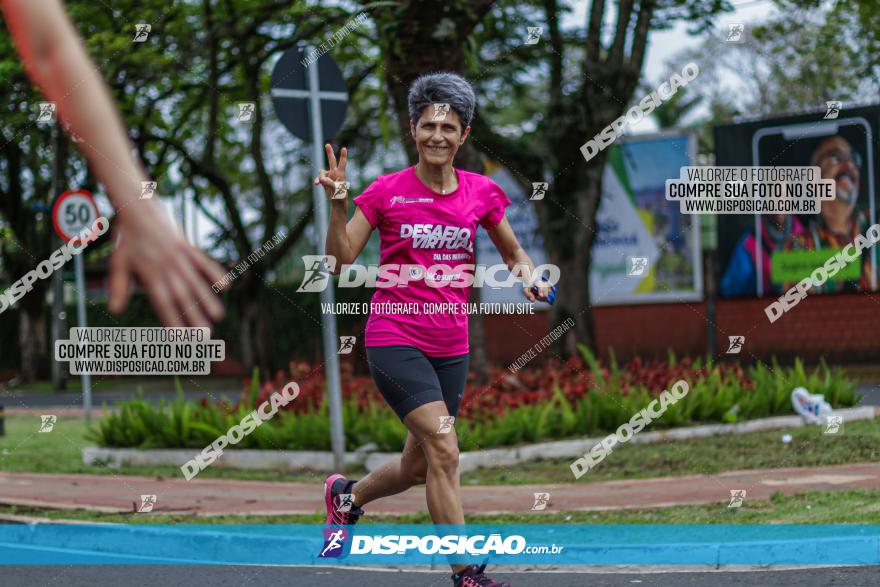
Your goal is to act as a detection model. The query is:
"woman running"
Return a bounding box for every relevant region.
[317,72,551,587]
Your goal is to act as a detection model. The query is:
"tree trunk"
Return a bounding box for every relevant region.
[467,244,490,385]
[51,126,68,391]
[237,278,270,377]
[239,292,254,372]
[456,141,491,385]
[542,149,608,358]
[377,2,495,384]
[256,287,272,375]
[18,292,47,383]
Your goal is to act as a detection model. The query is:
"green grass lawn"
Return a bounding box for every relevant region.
[0,413,352,484]
[1,414,878,487]
[465,417,880,485]
[1,488,878,525]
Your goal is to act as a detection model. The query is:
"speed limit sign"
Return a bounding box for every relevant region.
[52,189,99,241]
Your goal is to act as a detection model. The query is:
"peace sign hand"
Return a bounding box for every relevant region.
[314,144,349,202]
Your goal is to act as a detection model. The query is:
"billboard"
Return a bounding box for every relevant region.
[589,131,701,305]
[715,104,880,298]
[479,131,701,306]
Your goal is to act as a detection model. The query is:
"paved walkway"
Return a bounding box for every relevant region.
[0,462,878,516]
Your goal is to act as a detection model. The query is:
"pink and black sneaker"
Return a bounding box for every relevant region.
[323,473,364,526]
[452,564,511,587]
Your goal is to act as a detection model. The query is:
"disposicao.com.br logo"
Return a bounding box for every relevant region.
[319,530,563,559]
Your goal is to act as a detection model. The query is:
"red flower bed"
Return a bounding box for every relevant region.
[240,354,753,420]
[457,355,750,419]
[241,360,384,414]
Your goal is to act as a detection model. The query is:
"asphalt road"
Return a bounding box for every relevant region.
[2,565,879,586]
[3,382,879,587]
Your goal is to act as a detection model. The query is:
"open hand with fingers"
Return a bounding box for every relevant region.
[108,209,226,327]
[314,144,349,202]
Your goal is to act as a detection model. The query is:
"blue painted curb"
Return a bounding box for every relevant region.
[1,524,877,565]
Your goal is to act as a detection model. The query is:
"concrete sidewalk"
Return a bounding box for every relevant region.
[0,462,878,516]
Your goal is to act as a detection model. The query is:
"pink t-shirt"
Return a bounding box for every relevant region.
[353,165,511,356]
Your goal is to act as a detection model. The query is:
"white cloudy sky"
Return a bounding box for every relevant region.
[565,0,778,133]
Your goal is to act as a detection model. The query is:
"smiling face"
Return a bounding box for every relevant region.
[766,214,785,231]
[814,136,861,206]
[410,106,469,167]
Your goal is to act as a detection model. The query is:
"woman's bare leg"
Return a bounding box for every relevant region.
[401,402,464,526]
[351,401,466,572]
[349,432,427,506]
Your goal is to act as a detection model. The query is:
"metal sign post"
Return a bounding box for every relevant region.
[73,252,91,422]
[52,189,98,423]
[270,46,349,471]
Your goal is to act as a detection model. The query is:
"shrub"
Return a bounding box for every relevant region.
[90,349,860,452]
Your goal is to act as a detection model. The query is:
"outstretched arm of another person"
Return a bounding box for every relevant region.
[2,0,226,326]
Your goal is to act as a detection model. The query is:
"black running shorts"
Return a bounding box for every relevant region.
[365,345,469,422]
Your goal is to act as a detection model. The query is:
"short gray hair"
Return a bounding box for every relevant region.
[407,72,475,129]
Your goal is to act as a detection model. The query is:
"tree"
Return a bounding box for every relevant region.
[776,0,880,84]
[662,6,879,159]
[0,0,337,375]
[468,0,731,356]
[671,8,878,121]
[363,0,498,382]
[650,83,702,130]
[138,1,447,373]
[0,25,65,381]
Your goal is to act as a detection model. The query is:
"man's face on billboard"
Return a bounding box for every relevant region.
[767,213,785,231]
[814,136,860,206]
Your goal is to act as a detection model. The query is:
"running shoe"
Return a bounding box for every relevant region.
[323,473,364,525]
[451,564,511,587]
